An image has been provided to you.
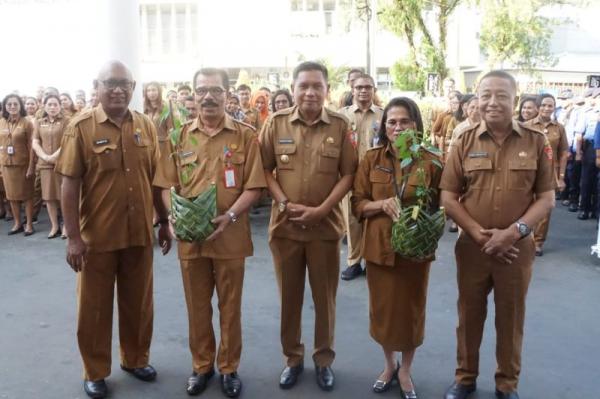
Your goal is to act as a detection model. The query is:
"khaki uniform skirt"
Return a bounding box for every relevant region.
[1,165,34,201]
[366,258,431,351]
[40,168,61,201]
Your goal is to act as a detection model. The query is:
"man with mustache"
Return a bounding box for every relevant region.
[153,68,266,398]
[55,60,171,399]
[440,70,555,399]
[259,61,358,391]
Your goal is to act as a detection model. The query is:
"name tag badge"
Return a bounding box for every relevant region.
[224,167,236,188]
[468,152,488,158]
[278,138,294,144]
[94,139,109,146]
[375,165,392,173]
[7,145,14,155]
[134,132,141,144]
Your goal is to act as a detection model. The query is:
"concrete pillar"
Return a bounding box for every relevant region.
[107,0,142,111]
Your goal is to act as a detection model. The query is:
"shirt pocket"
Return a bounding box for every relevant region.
[464,158,493,189]
[508,159,537,190]
[92,143,121,171]
[369,169,393,199]
[220,151,245,190]
[318,146,340,174]
[274,144,296,170]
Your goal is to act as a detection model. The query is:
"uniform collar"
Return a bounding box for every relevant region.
[95,104,132,125]
[350,103,378,114]
[289,105,331,125]
[475,120,524,138]
[189,114,236,135]
[531,116,556,126]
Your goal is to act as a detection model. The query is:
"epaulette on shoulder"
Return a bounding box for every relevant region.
[324,107,347,122]
[366,145,385,153]
[272,108,294,118]
[232,118,257,132]
[517,121,544,136]
[70,109,93,125]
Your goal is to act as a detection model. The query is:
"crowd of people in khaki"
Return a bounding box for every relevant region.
[6,58,598,399]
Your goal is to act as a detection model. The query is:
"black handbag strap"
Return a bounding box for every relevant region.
[388,153,410,205]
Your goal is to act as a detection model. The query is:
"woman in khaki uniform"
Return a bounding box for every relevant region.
[32,94,69,238]
[0,94,35,235]
[59,93,78,118]
[352,97,442,399]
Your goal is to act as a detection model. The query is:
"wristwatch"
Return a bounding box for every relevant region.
[515,220,531,238]
[227,211,238,223]
[278,199,288,213]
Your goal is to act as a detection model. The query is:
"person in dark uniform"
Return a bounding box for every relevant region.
[576,89,599,220]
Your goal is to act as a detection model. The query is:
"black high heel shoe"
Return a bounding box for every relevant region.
[398,371,417,399]
[372,362,399,393]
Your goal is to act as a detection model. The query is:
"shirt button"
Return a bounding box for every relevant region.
[497,167,502,171]
[130,205,135,210]
[129,187,133,191]
[126,168,130,172]
[123,149,127,153]
[494,207,499,211]
[495,186,501,191]
[303,178,308,182]
[305,144,310,148]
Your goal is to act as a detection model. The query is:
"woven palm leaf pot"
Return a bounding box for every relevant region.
[170,185,217,242]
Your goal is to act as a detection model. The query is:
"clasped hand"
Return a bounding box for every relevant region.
[287,203,325,227]
[479,228,520,264]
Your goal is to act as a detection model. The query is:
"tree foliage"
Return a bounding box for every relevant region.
[378,0,462,81]
[478,0,569,72]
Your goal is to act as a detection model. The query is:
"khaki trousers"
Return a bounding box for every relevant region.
[33,169,42,218]
[269,237,339,367]
[454,234,534,393]
[179,257,245,374]
[341,193,363,265]
[77,246,154,381]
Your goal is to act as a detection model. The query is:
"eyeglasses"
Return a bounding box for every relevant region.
[385,119,414,128]
[354,85,374,91]
[100,80,134,90]
[195,86,226,97]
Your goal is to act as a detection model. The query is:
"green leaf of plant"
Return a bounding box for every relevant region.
[189,135,198,146]
[400,157,413,169]
[159,104,170,124]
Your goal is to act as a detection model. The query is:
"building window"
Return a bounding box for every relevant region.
[141,2,198,59]
[306,0,319,11]
[323,0,336,11]
[290,0,303,11]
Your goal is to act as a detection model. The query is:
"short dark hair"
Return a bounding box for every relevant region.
[2,94,27,119]
[293,61,328,82]
[479,70,517,92]
[44,86,59,96]
[258,86,271,93]
[353,73,376,87]
[271,89,293,113]
[347,68,364,78]
[237,84,251,92]
[192,68,230,92]
[536,93,556,108]
[42,94,61,118]
[377,97,424,146]
[177,84,192,93]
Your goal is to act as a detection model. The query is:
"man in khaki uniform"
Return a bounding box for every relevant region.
[56,61,170,399]
[154,68,266,398]
[259,61,358,392]
[338,73,383,280]
[440,70,555,399]
[237,84,260,130]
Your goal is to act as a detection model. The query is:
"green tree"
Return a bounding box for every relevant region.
[390,57,426,92]
[378,0,463,80]
[478,0,568,72]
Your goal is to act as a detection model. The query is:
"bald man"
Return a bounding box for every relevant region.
[55,61,170,399]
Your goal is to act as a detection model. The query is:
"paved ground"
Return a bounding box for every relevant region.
[1,203,599,399]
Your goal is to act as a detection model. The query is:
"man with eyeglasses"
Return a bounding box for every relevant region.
[55,60,171,399]
[236,84,260,130]
[259,61,358,392]
[338,73,383,280]
[153,67,266,398]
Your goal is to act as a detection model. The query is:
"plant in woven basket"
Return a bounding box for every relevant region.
[162,100,217,242]
[390,129,445,261]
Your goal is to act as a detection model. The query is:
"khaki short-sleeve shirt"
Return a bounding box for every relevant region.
[525,116,568,170]
[153,114,267,260]
[439,120,554,230]
[34,114,70,169]
[0,117,34,166]
[55,105,159,253]
[259,106,358,241]
[351,144,442,266]
[338,103,383,159]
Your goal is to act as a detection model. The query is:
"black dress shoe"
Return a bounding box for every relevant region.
[315,364,335,391]
[399,375,417,399]
[341,263,363,280]
[24,227,35,236]
[83,379,107,398]
[220,372,242,398]
[578,212,590,220]
[120,364,157,381]
[279,362,304,389]
[569,203,579,212]
[48,229,62,239]
[7,226,24,235]
[372,372,395,393]
[444,382,476,399]
[495,389,520,399]
[187,369,215,396]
